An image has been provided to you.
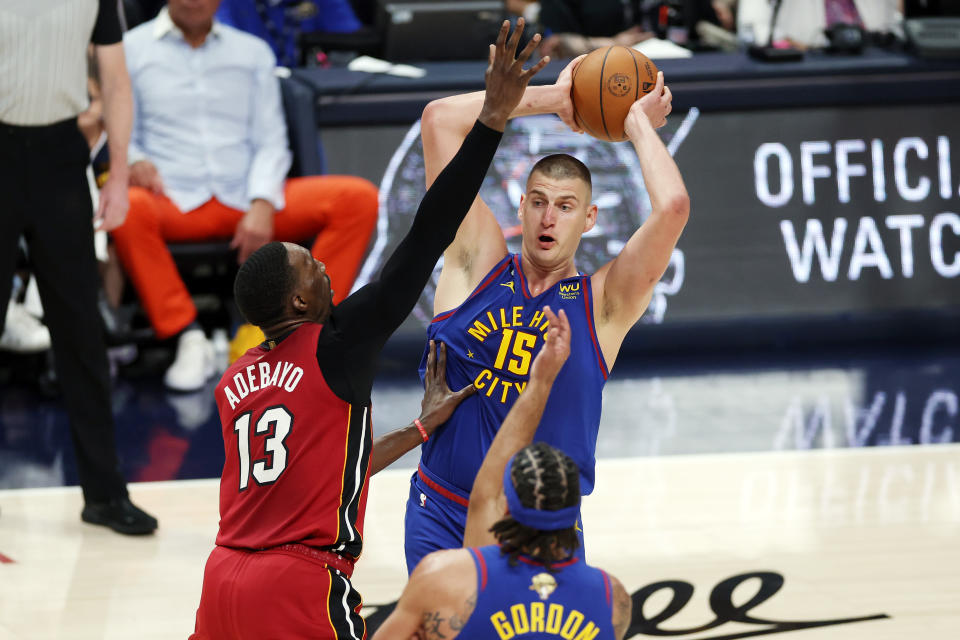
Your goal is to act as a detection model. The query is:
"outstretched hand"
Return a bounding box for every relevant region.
[418,340,476,436]
[529,306,570,385]
[478,18,550,132]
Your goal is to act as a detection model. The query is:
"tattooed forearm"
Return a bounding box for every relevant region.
[422,611,447,640]
[449,591,478,631]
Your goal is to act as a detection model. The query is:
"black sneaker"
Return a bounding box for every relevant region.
[81,497,158,535]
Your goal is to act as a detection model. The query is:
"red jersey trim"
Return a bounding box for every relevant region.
[512,255,532,300]
[430,256,512,324]
[582,276,609,380]
[600,569,612,607]
[516,554,580,569]
[418,465,469,507]
[470,547,488,591]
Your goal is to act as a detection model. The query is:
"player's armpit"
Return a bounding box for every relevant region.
[433,195,508,315]
[591,193,688,357]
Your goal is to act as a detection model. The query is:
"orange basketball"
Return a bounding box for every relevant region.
[571,46,659,142]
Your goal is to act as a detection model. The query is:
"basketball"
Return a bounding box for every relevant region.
[571,46,659,142]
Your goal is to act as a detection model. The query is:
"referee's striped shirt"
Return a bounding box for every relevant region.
[0,0,122,126]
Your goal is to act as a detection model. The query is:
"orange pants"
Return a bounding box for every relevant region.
[113,176,378,339]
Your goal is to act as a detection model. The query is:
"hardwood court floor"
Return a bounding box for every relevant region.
[0,444,957,639]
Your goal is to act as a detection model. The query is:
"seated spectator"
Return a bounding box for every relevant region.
[537,0,655,57]
[216,0,365,67]
[737,0,902,49]
[114,0,378,392]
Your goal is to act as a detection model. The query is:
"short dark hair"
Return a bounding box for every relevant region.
[528,154,592,195]
[490,442,581,571]
[234,242,295,328]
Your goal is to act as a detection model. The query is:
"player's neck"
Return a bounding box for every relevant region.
[518,251,579,296]
[261,319,315,342]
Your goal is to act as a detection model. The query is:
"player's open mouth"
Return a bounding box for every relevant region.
[538,234,555,248]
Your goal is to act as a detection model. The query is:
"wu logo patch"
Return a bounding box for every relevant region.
[530,573,558,600]
[501,281,516,294]
[558,281,581,300]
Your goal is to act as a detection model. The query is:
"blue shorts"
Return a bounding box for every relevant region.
[403,462,586,574]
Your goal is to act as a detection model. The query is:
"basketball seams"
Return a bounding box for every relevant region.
[598,46,613,141]
[573,45,656,143]
[629,47,640,102]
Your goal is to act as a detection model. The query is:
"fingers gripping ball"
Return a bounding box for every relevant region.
[571,46,659,142]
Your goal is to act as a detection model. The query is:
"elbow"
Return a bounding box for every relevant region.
[662,192,690,224]
[420,99,449,135]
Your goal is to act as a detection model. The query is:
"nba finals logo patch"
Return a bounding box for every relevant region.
[558,281,581,300]
[529,573,557,600]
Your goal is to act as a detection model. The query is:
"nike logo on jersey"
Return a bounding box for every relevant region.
[501,281,516,294]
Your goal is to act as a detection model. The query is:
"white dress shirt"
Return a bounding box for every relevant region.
[124,8,292,213]
[738,0,903,48]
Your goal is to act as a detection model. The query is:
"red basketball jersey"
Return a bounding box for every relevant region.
[214,323,372,559]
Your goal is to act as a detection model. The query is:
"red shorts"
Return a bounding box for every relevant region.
[189,545,365,640]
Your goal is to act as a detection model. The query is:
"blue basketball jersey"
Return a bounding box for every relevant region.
[458,545,615,640]
[419,254,609,495]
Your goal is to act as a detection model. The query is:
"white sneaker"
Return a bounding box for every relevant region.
[0,302,51,353]
[164,328,215,392]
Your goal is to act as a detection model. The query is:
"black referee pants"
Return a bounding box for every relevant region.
[0,118,127,503]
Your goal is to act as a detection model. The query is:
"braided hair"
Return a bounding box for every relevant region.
[234,242,295,328]
[490,442,581,571]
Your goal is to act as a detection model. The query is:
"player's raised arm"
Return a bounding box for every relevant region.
[369,342,474,475]
[592,71,690,362]
[333,20,548,338]
[462,306,571,547]
[421,28,583,313]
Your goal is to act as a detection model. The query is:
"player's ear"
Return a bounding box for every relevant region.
[517,193,525,221]
[583,204,598,233]
[292,293,308,313]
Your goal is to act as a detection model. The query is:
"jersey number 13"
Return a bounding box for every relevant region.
[233,405,293,491]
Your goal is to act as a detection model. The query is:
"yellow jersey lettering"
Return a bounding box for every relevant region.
[468,319,492,342]
[529,310,544,329]
[474,369,493,390]
[529,602,546,632]
[486,310,499,332]
[507,331,537,375]
[515,381,527,395]
[539,320,550,334]
[560,610,584,639]
[485,375,501,398]
[500,382,512,403]
[573,622,601,640]
[493,328,515,369]
[510,604,530,635]
[512,305,523,327]
[546,604,564,634]
[499,307,510,329]
[490,611,515,640]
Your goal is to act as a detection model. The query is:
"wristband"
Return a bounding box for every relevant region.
[414,419,429,442]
